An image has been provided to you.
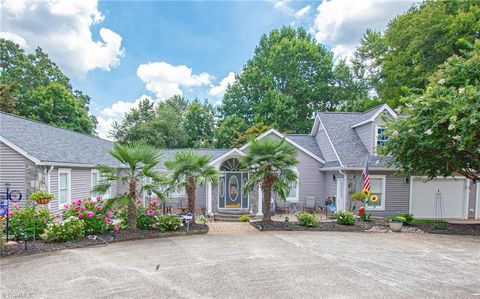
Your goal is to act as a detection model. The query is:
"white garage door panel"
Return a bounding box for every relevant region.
[412,179,466,219]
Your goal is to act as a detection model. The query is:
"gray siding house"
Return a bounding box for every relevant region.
[1,104,478,219]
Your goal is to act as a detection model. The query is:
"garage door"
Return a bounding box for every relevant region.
[411,178,467,219]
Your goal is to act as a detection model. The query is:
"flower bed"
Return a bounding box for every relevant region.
[0,223,208,258]
[251,220,373,232]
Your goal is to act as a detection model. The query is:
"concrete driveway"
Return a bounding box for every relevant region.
[1,232,479,298]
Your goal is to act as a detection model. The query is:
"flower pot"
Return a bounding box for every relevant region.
[35,198,51,205]
[389,221,404,232]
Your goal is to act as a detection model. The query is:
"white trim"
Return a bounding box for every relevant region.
[207,182,212,214]
[310,113,320,136]
[320,166,394,172]
[286,167,299,203]
[475,181,479,219]
[239,128,326,164]
[209,148,246,167]
[465,179,471,219]
[90,169,100,199]
[0,136,42,164]
[408,176,413,215]
[58,168,71,209]
[257,184,263,216]
[350,104,398,128]
[316,116,344,167]
[365,174,386,211]
[336,177,345,211]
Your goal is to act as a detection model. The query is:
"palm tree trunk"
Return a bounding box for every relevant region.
[262,176,272,221]
[127,178,137,230]
[187,176,196,223]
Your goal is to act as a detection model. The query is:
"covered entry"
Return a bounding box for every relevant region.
[218,158,249,209]
[411,177,467,219]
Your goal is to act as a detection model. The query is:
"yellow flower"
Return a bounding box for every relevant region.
[370,195,379,203]
[362,189,370,197]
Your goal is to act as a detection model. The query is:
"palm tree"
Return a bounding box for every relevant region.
[241,138,298,221]
[93,142,165,230]
[165,151,219,222]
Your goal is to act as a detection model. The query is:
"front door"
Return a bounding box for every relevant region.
[220,172,248,209]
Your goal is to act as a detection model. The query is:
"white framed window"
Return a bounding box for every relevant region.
[286,167,299,202]
[91,170,112,199]
[375,126,388,146]
[366,175,386,211]
[58,168,71,208]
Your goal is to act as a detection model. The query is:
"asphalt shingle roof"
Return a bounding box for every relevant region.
[286,134,324,161]
[0,112,231,168]
[317,105,390,169]
[0,112,121,167]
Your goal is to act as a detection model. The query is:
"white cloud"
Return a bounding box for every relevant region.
[0,0,124,76]
[96,95,154,140]
[208,72,236,98]
[137,61,212,100]
[312,0,415,60]
[294,5,311,19]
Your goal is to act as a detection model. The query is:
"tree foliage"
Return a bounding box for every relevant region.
[354,1,480,107]
[93,143,166,229]
[213,115,249,148]
[222,27,341,133]
[0,39,96,134]
[241,138,298,221]
[380,40,480,180]
[165,151,219,222]
[112,96,215,148]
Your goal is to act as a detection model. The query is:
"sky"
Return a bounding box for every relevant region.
[0,0,416,139]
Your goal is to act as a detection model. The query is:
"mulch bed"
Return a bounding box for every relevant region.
[0,223,208,258]
[411,223,480,236]
[250,220,374,232]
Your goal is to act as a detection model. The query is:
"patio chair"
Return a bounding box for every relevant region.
[275,199,290,214]
[303,196,316,212]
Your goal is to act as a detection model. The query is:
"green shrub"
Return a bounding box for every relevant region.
[388,215,407,223]
[295,212,318,227]
[397,213,414,224]
[239,215,250,222]
[156,215,182,232]
[42,216,85,242]
[9,206,54,240]
[196,215,207,224]
[335,211,355,225]
[136,207,159,230]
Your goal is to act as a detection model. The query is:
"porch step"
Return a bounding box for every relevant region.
[214,212,254,222]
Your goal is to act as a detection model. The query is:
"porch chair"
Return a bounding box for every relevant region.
[275,199,290,214]
[303,196,316,212]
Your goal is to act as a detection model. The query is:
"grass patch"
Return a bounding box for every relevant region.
[410,219,446,225]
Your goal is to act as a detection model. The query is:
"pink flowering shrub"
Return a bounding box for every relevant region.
[118,200,161,230]
[62,198,113,234]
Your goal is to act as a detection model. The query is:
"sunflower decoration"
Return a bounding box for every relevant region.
[370,195,379,203]
[361,188,371,197]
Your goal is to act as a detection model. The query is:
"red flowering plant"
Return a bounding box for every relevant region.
[357,207,371,221]
[62,197,114,234]
[118,197,162,230]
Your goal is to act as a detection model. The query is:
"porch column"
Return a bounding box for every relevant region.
[257,184,263,216]
[207,182,212,214]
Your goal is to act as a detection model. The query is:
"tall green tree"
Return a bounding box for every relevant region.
[93,143,165,230]
[213,115,249,148]
[355,1,480,107]
[0,39,97,134]
[241,138,298,221]
[184,99,215,148]
[380,40,480,180]
[222,26,336,133]
[165,151,219,222]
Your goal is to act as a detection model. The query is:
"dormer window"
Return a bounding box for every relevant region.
[376,126,388,146]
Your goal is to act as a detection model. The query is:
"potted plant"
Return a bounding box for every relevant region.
[387,215,406,232]
[29,191,55,205]
[351,191,367,201]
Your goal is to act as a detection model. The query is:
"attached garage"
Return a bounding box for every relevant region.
[410,177,468,219]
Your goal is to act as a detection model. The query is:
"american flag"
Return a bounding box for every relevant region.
[362,160,371,191]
